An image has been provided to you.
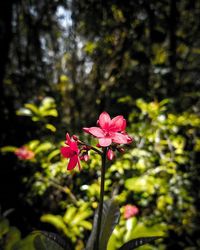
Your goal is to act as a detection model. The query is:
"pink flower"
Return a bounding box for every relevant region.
[83,112,132,147]
[124,205,139,219]
[61,133,81,171]
[107,149,115,160]
[15,146,35,160]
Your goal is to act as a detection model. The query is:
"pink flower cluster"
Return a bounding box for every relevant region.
[15,146,35,160]
[61,112,133,170]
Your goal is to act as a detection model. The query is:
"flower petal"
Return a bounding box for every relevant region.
[110,116,126,132]
[121,119,126,131]
[70,141,79,152]
[112,132,130,144]
[61,146,73,158]
[65,133,71,145]
[99,138,112,147]
[99,112,111,130]
[87,127,105,138]
[67,155,78,170]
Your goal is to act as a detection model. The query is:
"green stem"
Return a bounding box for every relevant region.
[95,147,107,250]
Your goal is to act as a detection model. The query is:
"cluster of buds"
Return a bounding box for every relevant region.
[72,135,90,162]
[61,112,133,171]
[79,145,90,162]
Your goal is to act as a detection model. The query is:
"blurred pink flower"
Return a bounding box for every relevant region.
[15,146,35,160]
[124,205,139,219]
[61,133,81,171]
[83,112,133,147]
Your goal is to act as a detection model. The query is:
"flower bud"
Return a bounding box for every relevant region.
[107,149,115,161]
[83,154,89,162]
[117,147,125,153]
[82,145,91,150]
[80,153,89,162]
[72,135,78,141]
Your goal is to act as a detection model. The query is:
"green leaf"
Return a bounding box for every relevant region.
[85,199,120,250]
[34,142,53,154]
[0,146,17,153]
[40,214,69,237]
[118,236,163,250]
[41,97,56,109]
[71,210,92,226]
[12,231,68,250]
[47,149,60,161]
[4,227,21,250]
[16,108,32,116]
[24,103,39,114]
[45,124,57,132]
[42,109,58,117]
[63,207,77,224]
[0,218,9,238]
[79,220,92,230]
[28,140,40,150]
[33,231,68,250]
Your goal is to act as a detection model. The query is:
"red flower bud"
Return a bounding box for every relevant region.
[107,149,115,161]
[72,135,78,141]
[117,147,125,153]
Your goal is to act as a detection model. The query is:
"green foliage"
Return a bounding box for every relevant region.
[1,98,199,249]
[0,213,68,250]
[13,231,67,250]
[16,97,58,131]
[0,215,21,250]
[1,0,200,248]
[107,217,166,250]
[41,202,92,243]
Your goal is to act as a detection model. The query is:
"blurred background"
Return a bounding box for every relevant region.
[0,0,200,249]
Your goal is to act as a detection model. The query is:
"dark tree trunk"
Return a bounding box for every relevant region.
[169,0,177,96]
[0,0,13,95]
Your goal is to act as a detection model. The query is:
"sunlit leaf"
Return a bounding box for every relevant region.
[118,236,163,250]
[35,142,53,154]
[45,124,57,132]
[24,104,39,114]
[40,214,68,236]
[0,146,17,153]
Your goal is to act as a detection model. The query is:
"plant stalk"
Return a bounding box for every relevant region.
[95,147,107,250]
